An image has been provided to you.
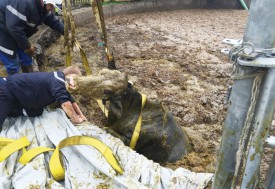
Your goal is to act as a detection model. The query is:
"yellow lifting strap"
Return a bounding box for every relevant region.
[62,0,71,67]
[90,0,114,65]
[1,136,123,181]
[62,0,91,75]
[0,137,30,162]
[129,94,147,150]
[48,136,124,181]
[0,137,14,150]
[19,147,54,165]
[97,99,108,117]
[75,39,91,76]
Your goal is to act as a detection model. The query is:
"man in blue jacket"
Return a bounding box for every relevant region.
[0,66,87,131]
[0,0,64,75]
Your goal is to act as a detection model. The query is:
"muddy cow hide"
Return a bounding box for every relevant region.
[106,84,192,164]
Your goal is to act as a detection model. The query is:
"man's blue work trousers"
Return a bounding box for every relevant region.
[0,48,33,75]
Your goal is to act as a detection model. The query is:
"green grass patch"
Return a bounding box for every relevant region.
[102,1,128,6]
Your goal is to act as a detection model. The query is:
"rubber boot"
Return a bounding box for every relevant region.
[21,64,34,73]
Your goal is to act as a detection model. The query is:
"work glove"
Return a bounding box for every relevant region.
[24,44,36,56]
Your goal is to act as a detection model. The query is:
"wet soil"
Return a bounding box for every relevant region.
[42,9,254,176]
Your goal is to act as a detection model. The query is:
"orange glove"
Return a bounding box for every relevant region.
[24,44,35,56]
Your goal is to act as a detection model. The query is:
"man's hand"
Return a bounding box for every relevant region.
[72,102,87,121]
[61,101,85,124]
[24,44,35,56]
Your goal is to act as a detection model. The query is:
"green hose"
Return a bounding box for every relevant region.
[239,0,249,10]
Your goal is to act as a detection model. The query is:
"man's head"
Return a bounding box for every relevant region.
[63,65,82,76]
[63,66,82,90]
[43,1,57,13]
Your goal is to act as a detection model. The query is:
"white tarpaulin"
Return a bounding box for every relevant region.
[0,109,213,189]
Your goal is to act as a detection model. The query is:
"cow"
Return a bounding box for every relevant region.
[105,83,192,164]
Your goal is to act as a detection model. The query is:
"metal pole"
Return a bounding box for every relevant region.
[239,0,275,188]
[212,0,275,188]
[212,67,258,189]
[240,69,275,188]
[243,1,275,49]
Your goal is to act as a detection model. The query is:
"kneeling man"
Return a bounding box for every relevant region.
[0,66,87,131]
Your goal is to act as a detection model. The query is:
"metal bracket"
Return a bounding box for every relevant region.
[222,38,243,46]
[237,56,275,68]
[221,38,243,56]
[220,38,275,68]
[221,48,230,56]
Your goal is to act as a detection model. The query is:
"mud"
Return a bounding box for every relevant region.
[41,9,261,177]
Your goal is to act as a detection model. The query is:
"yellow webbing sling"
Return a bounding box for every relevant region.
[129,94,147,150]
[97,99,108,117]
[62,0,91,75]
[19,147,54,164]
[0,137,30,162]
[18,136,124,181]
[50,136,124,181]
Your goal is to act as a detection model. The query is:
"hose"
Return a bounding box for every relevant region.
[239,0,249,10]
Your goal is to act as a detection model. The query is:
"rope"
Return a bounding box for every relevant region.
[231,71,264,188]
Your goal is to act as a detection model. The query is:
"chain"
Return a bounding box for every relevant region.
[229,42,275,63]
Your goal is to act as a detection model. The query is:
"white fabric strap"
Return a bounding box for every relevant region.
[6,5,27,22]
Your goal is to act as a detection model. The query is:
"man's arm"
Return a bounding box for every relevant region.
[72,102,87,121]
[50,72,86,124]
[61,101,84,124]
[43,13,64,35]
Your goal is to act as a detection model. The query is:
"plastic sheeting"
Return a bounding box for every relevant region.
[0,109,213,189]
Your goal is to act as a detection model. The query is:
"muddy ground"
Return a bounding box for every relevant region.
[41,9,273,184]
